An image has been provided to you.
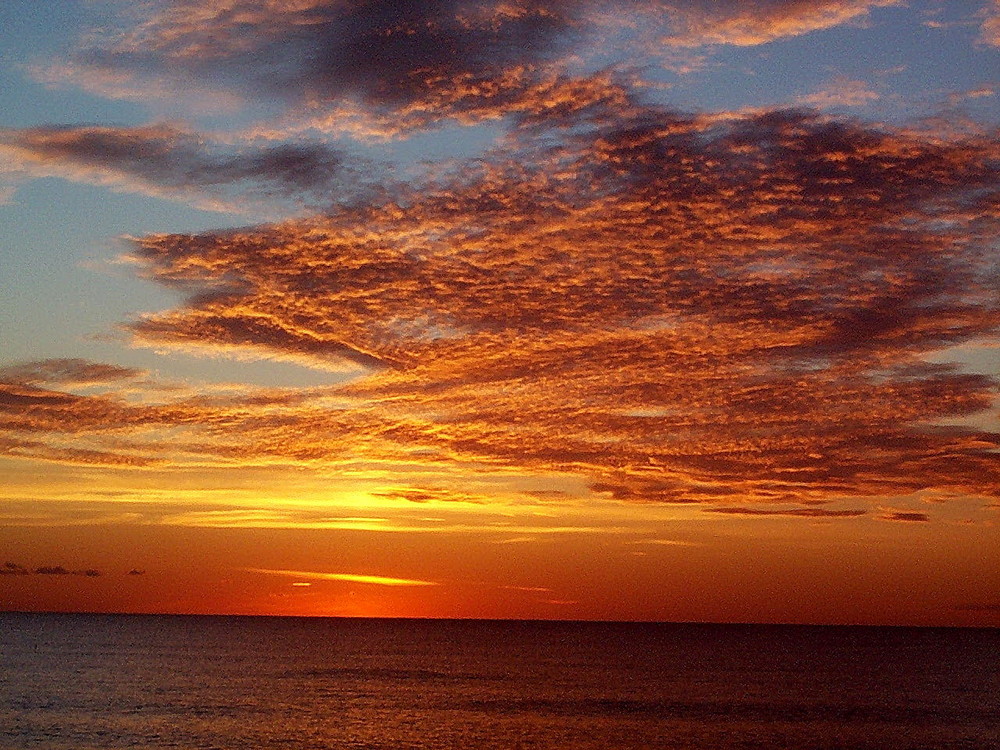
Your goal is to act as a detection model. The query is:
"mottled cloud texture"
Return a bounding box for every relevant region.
[2,1,999,519]
[59,0,582,132]
[40,1,908,132]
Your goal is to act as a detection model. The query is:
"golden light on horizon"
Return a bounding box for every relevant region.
[246,568,440,587]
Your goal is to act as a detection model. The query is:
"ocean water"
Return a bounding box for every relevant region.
[1,614,997,750]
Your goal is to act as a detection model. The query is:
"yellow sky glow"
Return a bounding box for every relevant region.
[245,567,440,587]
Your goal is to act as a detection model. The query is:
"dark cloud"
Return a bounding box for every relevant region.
[0,358,145,386]
[590,478,745,505]
[0,124,367,208]
[371,487,490,504]
[35,566,71,575]
[705,507,868,518]
[0,384,82,409]
[69,0,580,127]
[3,562,116,577]
[880,511,931,522]
[30,566,102,576]
[0,382,137,433]
[128,569,146,576]
[54,1,911,131]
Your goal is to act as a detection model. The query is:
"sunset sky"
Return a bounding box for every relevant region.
[1,0,998,626]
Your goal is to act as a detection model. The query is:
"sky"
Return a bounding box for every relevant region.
[1,0,998,626]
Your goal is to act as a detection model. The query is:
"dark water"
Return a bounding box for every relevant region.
[1,613,998,749]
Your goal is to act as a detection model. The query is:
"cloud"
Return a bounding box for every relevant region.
[58,0,581,127]
[980,0,1000,47]
[492,537,536,544]
[795,77,880,109]
[0,359,146,387]
[2,103,999,513]
[923,1,1000,49]
[879,510,931,522]
[0,562,114,578]
[2,562,105,576]
[35,566,71,575]
[370,487,488,504]
[0,381,140,434]
[956,86,996,100]
[657,1,902,48]
[245,567,439,587]
[37,0,913,134]
[0,371,341,467]
[705,507,867,518]
[0,124,366,211]
[126,108,999,501]
[627,539,702,546]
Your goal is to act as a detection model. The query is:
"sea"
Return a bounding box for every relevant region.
[1,613,997,750]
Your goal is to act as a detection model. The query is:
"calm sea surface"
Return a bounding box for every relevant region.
[1,613,997,749]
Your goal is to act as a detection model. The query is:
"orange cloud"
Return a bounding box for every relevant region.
[2,103,998,513]
[795,77,880,109]
[980,0,1000,47]
[657,1,902,48]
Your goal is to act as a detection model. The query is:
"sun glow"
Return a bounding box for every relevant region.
[246,568,439,587]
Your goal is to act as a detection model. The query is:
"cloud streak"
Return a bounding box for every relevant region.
[0,124,369,211]
[981,0,1000,47]
[705,507,868,518]
[879,510,931,523]
[245,568,439,587]
[0,359,146,387]
[33,566,102,577]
